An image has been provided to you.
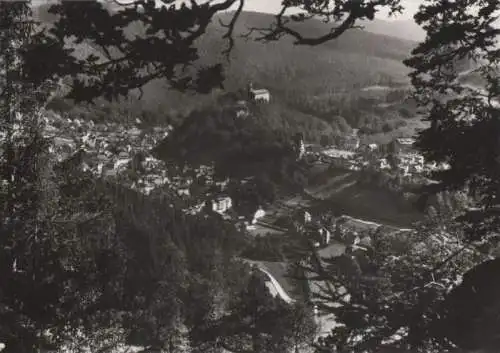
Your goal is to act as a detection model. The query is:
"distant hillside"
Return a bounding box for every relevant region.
[207,12,414,93]
[35,5,419,141]
[35,5,415,96]
[360,19,426,42]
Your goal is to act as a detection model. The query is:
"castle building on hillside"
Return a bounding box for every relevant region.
[248,82,270,103]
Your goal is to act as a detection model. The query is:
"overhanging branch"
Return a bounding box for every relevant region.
[219,0,245,60]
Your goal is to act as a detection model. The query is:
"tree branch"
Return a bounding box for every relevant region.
[219,0,244,60]
[248,0,401,46]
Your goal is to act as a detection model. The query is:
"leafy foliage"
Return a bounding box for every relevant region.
[440,257,500,352]
[0,3,107,351]
[200,270,317,353]
[11,1,500,353]
[297,220,486,353]
[399,3,500,349]
[404,0,500,241]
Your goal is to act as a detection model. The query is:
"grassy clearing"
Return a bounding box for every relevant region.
[362,115,429,145]
[306,167,423,228]
[311,182,423,228]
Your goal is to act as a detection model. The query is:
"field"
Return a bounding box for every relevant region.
[361,115,429,145]
[307,167,423,228]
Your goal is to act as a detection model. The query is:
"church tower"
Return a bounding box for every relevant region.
[293,132,305,160]
[247,81,254,100]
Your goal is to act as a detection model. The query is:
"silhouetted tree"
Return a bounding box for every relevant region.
[440,258,500,352]
[24,0,404,101]
[0,4,127,352]
[201,270,317,353]
[404,2,500,348]
[405,0,500,241]
[299,221,485,353]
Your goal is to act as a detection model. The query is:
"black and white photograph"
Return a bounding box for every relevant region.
[0,0,499,352]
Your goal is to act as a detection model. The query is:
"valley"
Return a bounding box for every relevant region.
[5,3,489,352]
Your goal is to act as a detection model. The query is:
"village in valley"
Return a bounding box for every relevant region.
[3,2,499,352]
[39,80,453,341]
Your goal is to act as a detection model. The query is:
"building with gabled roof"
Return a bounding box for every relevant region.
[248,82,270,103]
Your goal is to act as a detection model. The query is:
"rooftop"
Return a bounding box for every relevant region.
[396,137,416,145]
[251,88,270,95]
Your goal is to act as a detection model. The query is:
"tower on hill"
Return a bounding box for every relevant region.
[247,81,270,103]
[292,132,305,160]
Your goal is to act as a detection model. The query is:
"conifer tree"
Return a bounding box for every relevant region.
[0,3,123,351]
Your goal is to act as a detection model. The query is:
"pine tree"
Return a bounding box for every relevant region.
[0,2,60,351]
[0,3,122,351]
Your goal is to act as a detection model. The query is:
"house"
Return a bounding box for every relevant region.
[303,210,312,224]
[391,137,416,154]
[128,127,142,136]
[211,196,232,214]
[377,158,391,170]
[215,178,230,190]
[186,201,206,215]
[177,186,190,197]
[252,207,266,224]
[53,136,76,150]
[233,100,250,118]
[359,143,378,155]
[344,135,360,151]
[114,158,130,172]
[321,148,355,168]
[247,82,270,103]
[397,137,416,147]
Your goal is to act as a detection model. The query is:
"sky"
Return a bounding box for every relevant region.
[230,0,422,21]
[33,0,421,20]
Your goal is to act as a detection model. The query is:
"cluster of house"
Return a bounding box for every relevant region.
[170,164,237,217]
[40,111,235,211]
[39,108,271,226]
[302,134,449,180]
[384,137,450,176]
[41,111,177,194]
[185,193,233,217]
[246,205,412,340]
[291,208,388,250]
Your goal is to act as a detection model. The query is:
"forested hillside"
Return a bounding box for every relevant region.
[5,1,500,353]
[36,4,419,142]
